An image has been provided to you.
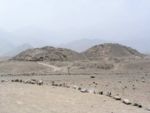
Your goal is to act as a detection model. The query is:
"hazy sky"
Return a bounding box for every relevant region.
[0,0,150,48]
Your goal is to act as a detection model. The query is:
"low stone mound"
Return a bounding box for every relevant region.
[13,46,86,61]
[82,43,143,60]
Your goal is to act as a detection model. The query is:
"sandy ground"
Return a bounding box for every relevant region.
[0,83,149,113]
[0,59,150,113]
[38,62,61,72]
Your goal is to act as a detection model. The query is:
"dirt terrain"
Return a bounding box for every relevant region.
[0,44,150,113]
[0,57,150,113]
[0,83,149,113]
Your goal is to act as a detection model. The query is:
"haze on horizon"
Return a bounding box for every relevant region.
[0,0,150,54]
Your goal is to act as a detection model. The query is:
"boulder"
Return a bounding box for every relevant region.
[87,88,96,94]
[145,108,150,111]
[29,80,36,84]
[52,81,55,86]
[72,85,79,90]
[1,80,5,83]
[133,103,142,108]
[80,88,88,93]
[37,80,43,85]
[90,76,95,78]
[113,96,121,100]
[98,91,103,95]
[122,99,131,105]
[106,92,112,97]
[14,79,20,82]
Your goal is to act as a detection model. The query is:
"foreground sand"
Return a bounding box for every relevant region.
[0,83,149,113]
[0,59,150,113]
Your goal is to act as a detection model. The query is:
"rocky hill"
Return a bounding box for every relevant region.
[13,46,86,61]
[13,43,143,61]
[82,43,143,60]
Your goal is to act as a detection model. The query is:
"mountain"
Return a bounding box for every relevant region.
[13,46,86,61]
[120,38,150,54]
[82,43,143,60]
[0,31,16,56]
[60,38,150,54]
[13,27,73,47]
[4,44,33,57]
[0,40,15,56]
[60,38,107,52]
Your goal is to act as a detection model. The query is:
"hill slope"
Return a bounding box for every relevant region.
[13,46,86,61]
[82,43,143,60]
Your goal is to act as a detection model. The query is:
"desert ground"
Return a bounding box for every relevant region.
[0,57,150,113]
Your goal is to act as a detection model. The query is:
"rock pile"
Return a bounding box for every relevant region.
[11,79,43,86]
[51,81,70,88]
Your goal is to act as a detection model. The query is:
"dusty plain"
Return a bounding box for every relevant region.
[0,57,150,113]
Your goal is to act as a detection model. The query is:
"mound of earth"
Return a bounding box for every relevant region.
[13,46,86,61]
[82,43,143,60]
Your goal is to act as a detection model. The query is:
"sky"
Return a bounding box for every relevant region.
[0,0,150,52]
